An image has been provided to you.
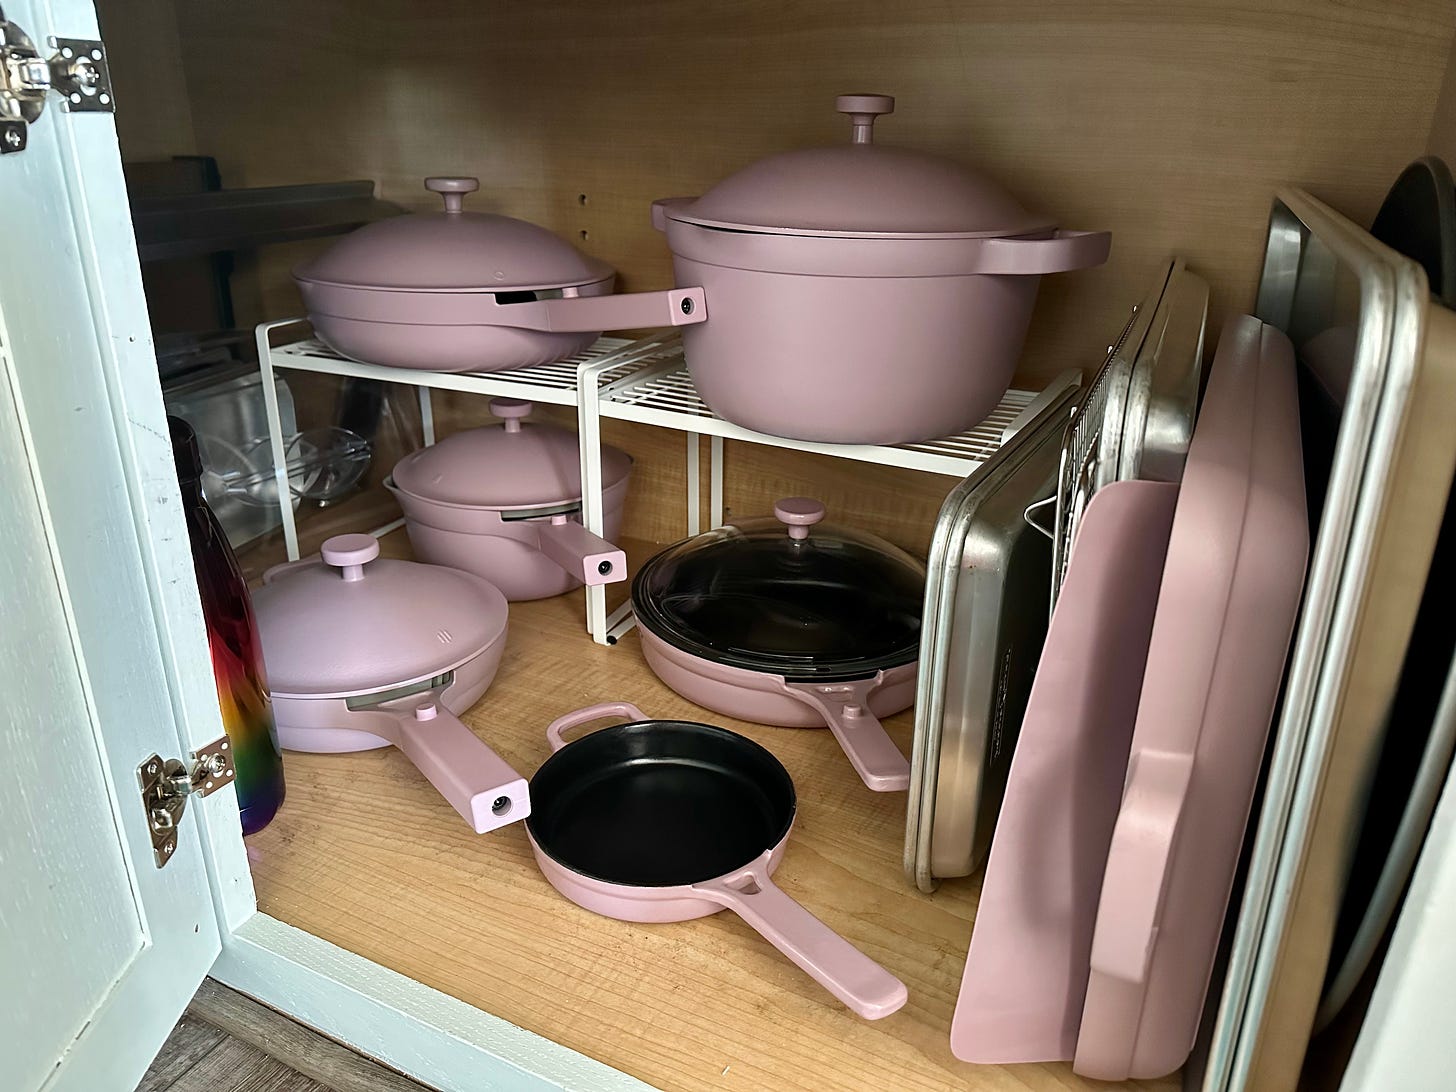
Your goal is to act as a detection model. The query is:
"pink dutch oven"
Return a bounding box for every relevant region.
[386,398,631,601]
[526,702,909,1019]
[652,94,1111,444]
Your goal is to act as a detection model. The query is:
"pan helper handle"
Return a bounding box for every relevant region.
[395,701,530,834]
[545,702,649,752]
[693,851,909,1020]
[784,677,911,792]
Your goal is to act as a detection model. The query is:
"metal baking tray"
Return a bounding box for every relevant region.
[1048,258,1208,607]
[1202,189,1456,1092]
[905,380,1080,892]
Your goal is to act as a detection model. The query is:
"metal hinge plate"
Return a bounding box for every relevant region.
[136,736,235,868]
[0,5,113,155]
[48,37,113,114]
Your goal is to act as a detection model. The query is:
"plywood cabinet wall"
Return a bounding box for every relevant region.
[105,0,1456,551]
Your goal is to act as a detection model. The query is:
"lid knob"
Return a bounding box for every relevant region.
[321,533,379,581]
[774,497,827,541]
[489,397,533,434]
[424,176,480,214]
[835,94,895,145]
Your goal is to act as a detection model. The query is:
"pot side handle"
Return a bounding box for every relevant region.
[536,516,627,587]
[693,852,909,1020]
[651,197,696,233]
[391,702,530,834]
[544,701,648,752]
[518,287,707,334]
[974,229,1112,275]
[784,678,911,792]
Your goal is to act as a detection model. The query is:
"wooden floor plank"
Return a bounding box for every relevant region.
[136,1013,227,1092]
[161,1035,328,1092]
[188,979,428,1092]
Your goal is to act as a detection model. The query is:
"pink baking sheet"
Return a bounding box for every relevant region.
[1074,315,1308,1080]
[951,477,1179,1063]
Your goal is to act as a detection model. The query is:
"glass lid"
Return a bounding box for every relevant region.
[632,498,926,680]
[294,177,614,293]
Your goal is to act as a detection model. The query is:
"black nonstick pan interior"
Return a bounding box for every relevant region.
[527,720,796,887]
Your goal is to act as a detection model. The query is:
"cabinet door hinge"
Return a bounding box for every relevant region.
[0,5,114,154]
[136,736,235,868]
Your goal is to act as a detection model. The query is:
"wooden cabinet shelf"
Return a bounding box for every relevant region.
[246,533,1177,1091]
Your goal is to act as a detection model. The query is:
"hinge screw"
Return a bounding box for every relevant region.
[3,129,21,149]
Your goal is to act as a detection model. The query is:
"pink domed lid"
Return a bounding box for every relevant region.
[391,399,632,511]
[253,534,508,698]
[294,177,614,293]
[664,95,1053,240]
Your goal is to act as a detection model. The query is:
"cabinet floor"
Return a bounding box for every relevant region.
[243,532,1180,1091]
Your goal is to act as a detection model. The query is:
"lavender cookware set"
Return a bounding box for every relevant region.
[254,94,1119,1024]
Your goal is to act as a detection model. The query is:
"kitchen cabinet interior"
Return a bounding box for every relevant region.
[102,0,1456,564]
[77,0,1456,1088]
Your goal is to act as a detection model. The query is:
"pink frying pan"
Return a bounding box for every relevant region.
[253,534,528,834]
[525,702,909,1020]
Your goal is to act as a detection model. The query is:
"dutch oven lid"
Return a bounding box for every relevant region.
[293,177,614,293]
[253,534,508,698]
[391,399,632,510]
[632,498,926,680]
[663,95,1053,240]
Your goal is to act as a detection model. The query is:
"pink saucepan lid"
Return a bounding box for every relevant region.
[293,176,706,373]
[526,702,909,1019]
[252,534,528,833]
[387,398,632,601]
[631,498,922,792]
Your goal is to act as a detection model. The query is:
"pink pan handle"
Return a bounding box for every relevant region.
[694,852,908,1020]
[973,230,1111,275]
[391,702,530,834]
[1087,749,1195,984]
[536,516,627,587]
[784,678,910,792]
[545,701,648,752]
[513,287,707,333]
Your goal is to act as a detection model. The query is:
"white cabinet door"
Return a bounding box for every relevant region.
[0,0,238,1087]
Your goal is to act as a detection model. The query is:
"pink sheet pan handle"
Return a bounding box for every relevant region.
[1087,749,1195,984]
[391,701,529,834]
[784,677,910,792]
[693,851,909,1020]
[545,702,649,752]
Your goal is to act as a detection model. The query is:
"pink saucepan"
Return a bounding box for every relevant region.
[252,534,528,833]
[526,702,909,1019]
[631,498,923,792]
[387,398,631,601]
[293,175,705,373]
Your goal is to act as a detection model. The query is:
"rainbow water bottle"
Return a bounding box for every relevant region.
[170,416,285,834]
